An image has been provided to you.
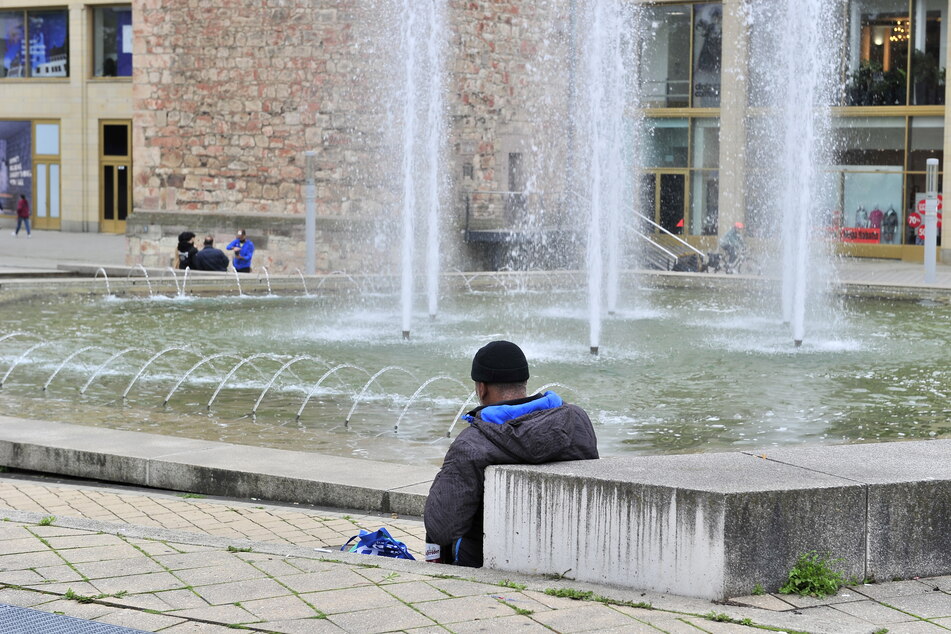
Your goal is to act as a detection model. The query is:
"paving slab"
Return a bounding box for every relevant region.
[830,598,922,624]
[304,585,402,614]
[881,592,951,619]
[527,603,640,632]
[326,603,436,633]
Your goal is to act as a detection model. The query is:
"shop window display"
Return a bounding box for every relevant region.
[93,6,132,78]
[906,117,944,244]
[0,9,68,78]
[906,173,943,244]
[832,117,905,245]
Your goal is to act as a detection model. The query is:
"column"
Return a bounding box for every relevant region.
[941,0,951,263]
[717,0,749,235]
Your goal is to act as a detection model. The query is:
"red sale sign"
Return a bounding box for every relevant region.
[916,194,943,213]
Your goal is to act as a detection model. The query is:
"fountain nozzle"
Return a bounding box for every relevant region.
[794,340,802,348]
[402,330,411,340]
[590,346,599,356]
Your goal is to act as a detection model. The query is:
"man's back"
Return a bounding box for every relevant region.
[424,395,598,567]
[193,246,230,272]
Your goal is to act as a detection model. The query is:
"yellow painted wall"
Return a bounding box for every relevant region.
[0,1,132,232]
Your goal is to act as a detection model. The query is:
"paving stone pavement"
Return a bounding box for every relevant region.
[0,244,949,632]
[0,474,949,633]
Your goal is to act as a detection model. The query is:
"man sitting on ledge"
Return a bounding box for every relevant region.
[424,340,599,567]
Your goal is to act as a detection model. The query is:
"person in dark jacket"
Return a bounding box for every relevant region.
[424,340,599,567]
[176,231,197,269]
[192,235,230,272]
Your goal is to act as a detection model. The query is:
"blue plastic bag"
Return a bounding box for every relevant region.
[341,527,416,560]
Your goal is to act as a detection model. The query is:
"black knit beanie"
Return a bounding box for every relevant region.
[470,340,529,383]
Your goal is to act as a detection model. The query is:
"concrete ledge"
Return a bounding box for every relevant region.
[484,441,951,600]
[0,417,435,516]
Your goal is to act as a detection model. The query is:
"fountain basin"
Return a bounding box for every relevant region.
[0,271,948,466]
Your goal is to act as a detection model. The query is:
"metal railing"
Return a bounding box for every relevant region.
[633,210,707,265]
[461,189,707,269]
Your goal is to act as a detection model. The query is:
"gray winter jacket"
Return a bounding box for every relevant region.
[424,399,599,564]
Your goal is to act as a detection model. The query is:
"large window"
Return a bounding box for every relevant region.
[640,116,720,235]
[92,6,132,78]
[641,118,689,168]
[910,0,945,105]
[830,116,944,245]
[834,117,905,244]
[639,5,691,108]
[844,0,946,106]
[690,118,719,235]
[0,8,68,78]
[639,3,721,109]
[692,4,721,107]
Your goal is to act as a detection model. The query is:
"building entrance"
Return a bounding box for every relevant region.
[32,161,61,230]
[640,171,687,235]
[100,121,131,234]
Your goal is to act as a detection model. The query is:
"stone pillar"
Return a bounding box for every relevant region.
[941,0,951,264]
[717,0,749,236]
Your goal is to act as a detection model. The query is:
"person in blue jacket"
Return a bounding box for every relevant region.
[225,229,254,273]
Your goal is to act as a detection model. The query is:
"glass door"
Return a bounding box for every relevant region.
[640,171,689,235]
[32,121,61,230]
[100,120,131,234]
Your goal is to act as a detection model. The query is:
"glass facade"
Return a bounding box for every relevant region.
[639,5,691,108]
[0,8,68,78]
[640,2,723,237]
[691,4,721,108]
[640,0,945,251]
[93,6,132,78]
[845,0,946,106]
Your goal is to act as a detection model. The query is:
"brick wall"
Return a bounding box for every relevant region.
[132,0,572,272]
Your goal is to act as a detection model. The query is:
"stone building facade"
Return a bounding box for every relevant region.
[129,0,575,272]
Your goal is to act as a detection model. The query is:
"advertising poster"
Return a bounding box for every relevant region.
[0,121,33,212]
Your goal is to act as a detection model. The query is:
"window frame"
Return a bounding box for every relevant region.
[0,7,70,80]
[89,4,133,80]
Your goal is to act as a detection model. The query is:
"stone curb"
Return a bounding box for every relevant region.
[0,417,435,516]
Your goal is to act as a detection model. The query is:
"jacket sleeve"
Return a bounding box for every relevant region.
[225,239,238,250]
[424,434,486,546]
[239,242,254,261]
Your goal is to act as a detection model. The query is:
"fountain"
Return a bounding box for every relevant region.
[258,267,273,296]
[570,0,639,355]
[0,280,947,467]
[0,0,946,473]
[126,264,154,297]
[392,0,447,339]
[747,0,842,347]
[94,268,112,296]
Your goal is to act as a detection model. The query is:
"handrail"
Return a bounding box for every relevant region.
[632,231,679,268]
[633,211,707,263]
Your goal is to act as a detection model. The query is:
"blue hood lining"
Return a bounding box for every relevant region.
[463,391,563,425]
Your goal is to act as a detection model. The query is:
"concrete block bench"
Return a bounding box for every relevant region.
[483,440,951,600]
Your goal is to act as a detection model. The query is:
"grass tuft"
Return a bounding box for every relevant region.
[779,551,846,598]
